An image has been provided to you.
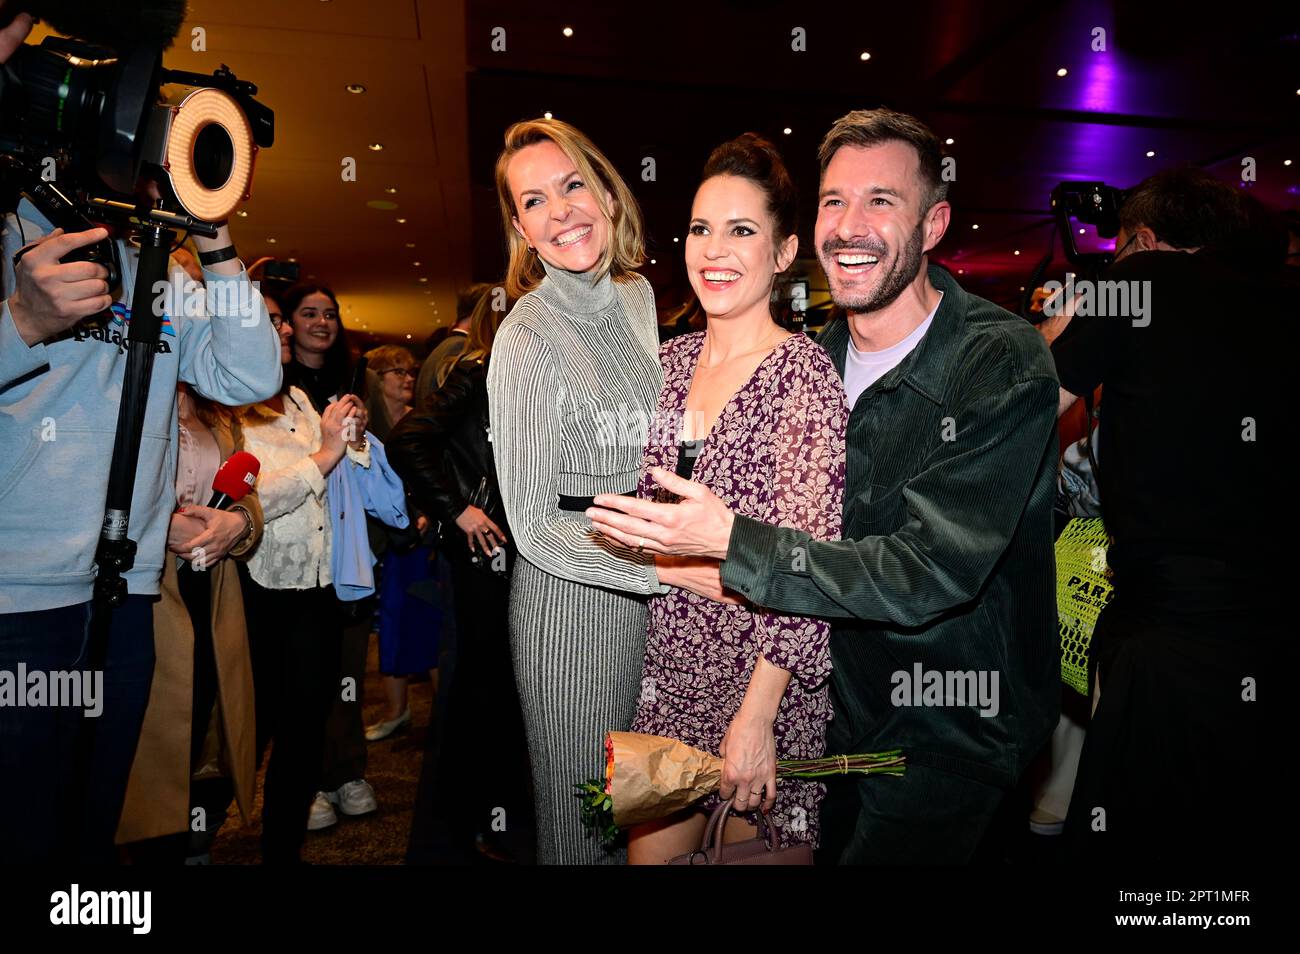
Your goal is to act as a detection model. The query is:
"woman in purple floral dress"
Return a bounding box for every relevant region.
[626,136,847,863]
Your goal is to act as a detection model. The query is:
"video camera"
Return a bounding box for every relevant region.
[0,0,274,290]
[1021,181,1127,321]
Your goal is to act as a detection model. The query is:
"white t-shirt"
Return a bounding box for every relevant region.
[843,292,943,409]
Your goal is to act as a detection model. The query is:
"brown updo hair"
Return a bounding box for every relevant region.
[699,133,798,257]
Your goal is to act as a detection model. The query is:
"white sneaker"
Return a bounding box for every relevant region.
[334,779,378,816]
[307,791,338,830]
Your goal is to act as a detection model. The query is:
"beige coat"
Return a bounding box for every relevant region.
[116,415,263,844]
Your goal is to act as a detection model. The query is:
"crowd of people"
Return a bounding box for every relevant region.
[0,5,1285,866]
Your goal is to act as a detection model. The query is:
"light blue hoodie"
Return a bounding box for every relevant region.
[0,201,282,612]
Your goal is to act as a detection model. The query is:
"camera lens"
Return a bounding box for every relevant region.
[192,123,235,190]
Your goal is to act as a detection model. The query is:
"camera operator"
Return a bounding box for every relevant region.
[1049,167,1287,863]
[0,11,281,863]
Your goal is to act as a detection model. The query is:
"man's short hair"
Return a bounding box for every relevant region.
[817,108,948,212]
[1119,167,1246,250]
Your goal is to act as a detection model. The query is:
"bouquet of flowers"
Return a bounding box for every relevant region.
[575,731,905,844]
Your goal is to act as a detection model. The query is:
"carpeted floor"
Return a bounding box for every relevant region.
[209,633,433,865]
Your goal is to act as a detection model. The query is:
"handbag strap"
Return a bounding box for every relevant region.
[700,800,779,863]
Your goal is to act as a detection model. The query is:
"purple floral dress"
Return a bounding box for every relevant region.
[632,331,847,848]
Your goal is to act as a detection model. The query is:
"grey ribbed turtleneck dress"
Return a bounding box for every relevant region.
[486,260,664,864]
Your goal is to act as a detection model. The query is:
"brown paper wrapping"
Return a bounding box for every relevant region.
[608,731,724,828]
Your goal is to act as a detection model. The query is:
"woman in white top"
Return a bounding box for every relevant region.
[237,290,369,864]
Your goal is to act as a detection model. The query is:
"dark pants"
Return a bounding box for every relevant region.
[0,595,155,864]
[408,551,533,863]
[1064,589,1275,864]
[321,609,371,792]
[817,762,1006,865]
[239,567,343,864]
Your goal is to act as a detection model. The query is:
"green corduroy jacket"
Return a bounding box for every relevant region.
[721,264,1062,786]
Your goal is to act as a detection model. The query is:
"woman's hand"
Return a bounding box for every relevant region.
[320,395,364,454]
[172,505,250,566]
[718,709,778,815]
[167,510,207,555]
[455,505,506,556]
[654,556,744,604]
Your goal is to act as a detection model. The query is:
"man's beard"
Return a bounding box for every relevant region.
[822,220,926,314]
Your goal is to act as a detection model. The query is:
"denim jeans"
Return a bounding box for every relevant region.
[0,596,155,863]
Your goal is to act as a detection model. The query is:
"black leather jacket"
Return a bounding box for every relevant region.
[386,354,511,555]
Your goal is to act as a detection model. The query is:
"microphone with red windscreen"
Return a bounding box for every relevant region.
[207,451,260,510]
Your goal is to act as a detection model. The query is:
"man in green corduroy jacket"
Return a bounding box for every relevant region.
[589,108,1061,864]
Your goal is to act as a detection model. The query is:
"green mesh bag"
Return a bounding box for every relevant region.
[1055,517,1113,696]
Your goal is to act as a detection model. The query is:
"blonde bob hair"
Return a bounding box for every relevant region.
[494,117,645,300]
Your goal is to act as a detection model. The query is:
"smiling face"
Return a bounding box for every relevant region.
[686,174,796,319]
[815,141,948,315]
[378,360,415,405]
[507,139,612,274]
[289,292,340,361]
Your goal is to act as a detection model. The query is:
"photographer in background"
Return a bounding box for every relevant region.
[0,6,281,864]
[1050,167,1287,863]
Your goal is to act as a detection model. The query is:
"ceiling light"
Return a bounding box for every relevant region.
[957,269,964,274]
[1078,228,1086,234]
[1056,68,1068,77]
[673,237,679,243]
[1284,159,1292,166]
[396,217,407,224]
[783,127,792,135]
[650,258,657,264]
[1013,249,1021,256]
[1145,150,1155,157]
[267,238,277,244]
[945,138,954,145]
[235,210,248,217]
[384,186,398,194]
[368,142,384,151]
[346,84,366,94]
[562,26,573,37]
[412,261,421,266]
[971,224,979,230]
[406,334,412,339]
[405,242,416,248]
[418,277,428,283]
[543,111,553,119]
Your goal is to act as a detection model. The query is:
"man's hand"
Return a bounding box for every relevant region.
[174,505,249,565]
[654,555,744,604]
[587,467,735,561]
[167,510,207,554]
[7,228,113,346]
[0,8,34,64]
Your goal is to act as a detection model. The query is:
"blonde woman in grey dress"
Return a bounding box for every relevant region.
[487,118,700,864]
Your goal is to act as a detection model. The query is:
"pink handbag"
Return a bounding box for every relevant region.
[667,802,813,865]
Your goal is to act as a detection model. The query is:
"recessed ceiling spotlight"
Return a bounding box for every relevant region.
[384,186,398,194]
[1078,227,1086,234]
[418,277,428,283]
[650,258,657,264]
[1285,159,1293,166]
[267,238,277,244]
[396,217,407,224]
[971,224,979,230]
[673,237,679,243]
[1145,150,1155,157]
[562,26,573,37]
[235,210,248,217]
[346,84,366,94]
[406,334,412,339]
[859,52,871,61]
[1056,68,1068,77]
[783,127,792,135]
[543,111,553,119]
[405,242,416,248]
[412,261,421,266]
[1013,249,1021,255]
[945,137,954,145]
[368,142,384,151]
